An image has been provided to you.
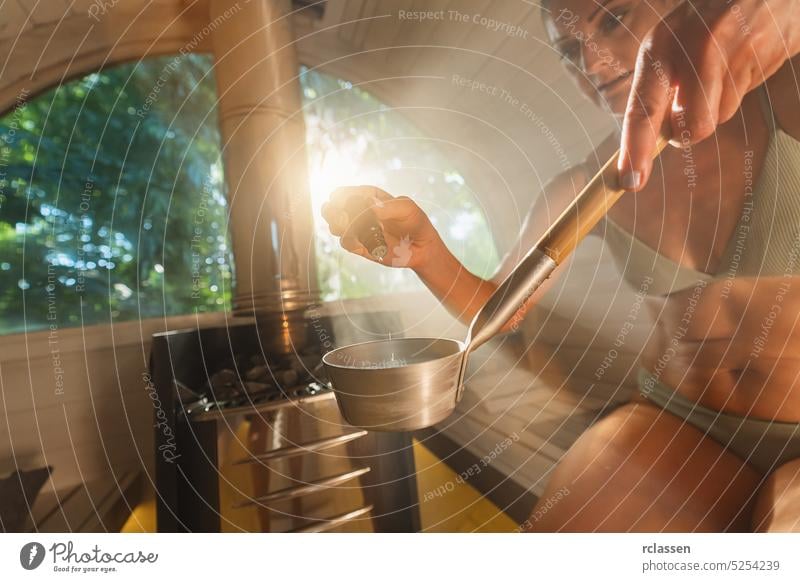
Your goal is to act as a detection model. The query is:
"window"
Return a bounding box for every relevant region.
[0,60,499,334]
[300,67,499,301]
[0,54,232,334]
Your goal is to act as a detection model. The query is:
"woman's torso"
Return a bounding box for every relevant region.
[597,85,800,421]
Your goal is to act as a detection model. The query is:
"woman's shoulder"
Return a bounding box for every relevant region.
[546,132,617,193]
[494,134,619,281]
[533,132,619,228]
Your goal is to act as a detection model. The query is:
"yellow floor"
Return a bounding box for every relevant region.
[121,496,157,533]
[412,439,517,532]
[122,439,517,533]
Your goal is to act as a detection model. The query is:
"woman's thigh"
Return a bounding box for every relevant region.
[525,402,763,532]
[752,458,800,532]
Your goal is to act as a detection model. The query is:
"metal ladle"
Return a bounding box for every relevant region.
[323,139,668,431]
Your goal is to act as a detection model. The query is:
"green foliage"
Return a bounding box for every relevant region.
[0,56,499,334]
[0,54,232,333]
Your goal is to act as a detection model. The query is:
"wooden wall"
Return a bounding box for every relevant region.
[0,312,233,496]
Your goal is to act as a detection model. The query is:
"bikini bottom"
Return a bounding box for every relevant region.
[637,368,800,474]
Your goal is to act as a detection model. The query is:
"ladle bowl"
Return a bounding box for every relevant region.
[323,337,464,431]
[323,139,668,431]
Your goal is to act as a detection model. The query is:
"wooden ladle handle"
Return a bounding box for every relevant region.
[460,135,670,367]
[537,135,669,264]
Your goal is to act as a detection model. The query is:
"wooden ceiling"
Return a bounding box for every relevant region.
[0,0,619,252]
[296,0,618,250]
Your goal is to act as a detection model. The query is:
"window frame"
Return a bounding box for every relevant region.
[0,52,233,338]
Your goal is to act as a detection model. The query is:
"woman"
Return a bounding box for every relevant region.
[322,0,800,531]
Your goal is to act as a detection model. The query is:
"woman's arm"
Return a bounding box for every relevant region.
[323,164,592,330]
[410,237,497,325]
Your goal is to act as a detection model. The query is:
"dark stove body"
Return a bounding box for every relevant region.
[150,312,420,533]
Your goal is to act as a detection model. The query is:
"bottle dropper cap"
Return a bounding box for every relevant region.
[343,196,389,261]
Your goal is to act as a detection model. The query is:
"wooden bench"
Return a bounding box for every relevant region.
[21,471,142,533]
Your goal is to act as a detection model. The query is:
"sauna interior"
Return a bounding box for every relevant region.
[0,0,652,533]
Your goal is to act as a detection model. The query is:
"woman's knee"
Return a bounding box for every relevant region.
[523,402,760,532]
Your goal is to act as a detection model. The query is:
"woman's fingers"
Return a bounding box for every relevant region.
[340,235,368,256]
[330,185,393,208]
[340,232,409,266]
[323,186,391,234]
[321,201,348,236]
[619,0,800,191]
[618,32,675,192]
[371,195,421,224]
[670,62,724,146]
[716,62,746,126]
[322,185,435,269]
[369,186,392,202]
[325,185,396,229]
[324,185,410,263]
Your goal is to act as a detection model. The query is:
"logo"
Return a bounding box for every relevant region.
[391,234,413,267]
[20,542,46,570]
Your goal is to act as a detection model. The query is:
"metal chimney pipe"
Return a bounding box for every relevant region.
[210,0,319,352]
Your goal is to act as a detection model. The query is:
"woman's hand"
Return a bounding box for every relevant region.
[618,0,800,191]
[322,185,495,325]
[321,185,443,270]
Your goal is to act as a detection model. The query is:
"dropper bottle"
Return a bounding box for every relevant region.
[343,196,388,261]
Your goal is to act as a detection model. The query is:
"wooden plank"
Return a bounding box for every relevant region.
[450,408,567,468]
[415,426,537,525]
[17,0,69,25]
[444,0,534,80]
[358,0,418,51]
[0,395,153,460]
[389,0,455,72]
[348,0,385,48]
[18,438,149,499]
[464,397,597,453]
[453,402,576,462]
[459,359,635,419]
[0,348,149,414]
[24,483,82,533]
[336,0,366,44]
[34,470,141,532]
[37,472,121,532]
[320,0,349,29]
[0,312,230,362]
[441,418,556,495]
[80,471,141,532]
[0,0,34,40]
